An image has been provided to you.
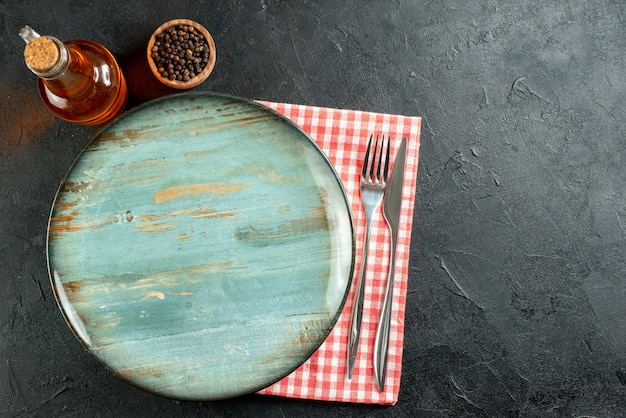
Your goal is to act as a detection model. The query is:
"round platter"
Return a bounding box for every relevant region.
[47,92,354,400]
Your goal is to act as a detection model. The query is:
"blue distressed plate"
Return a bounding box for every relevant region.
[47,92,354,400]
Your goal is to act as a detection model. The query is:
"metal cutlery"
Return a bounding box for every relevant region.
[373,137,407,391]
[347,134,390,379]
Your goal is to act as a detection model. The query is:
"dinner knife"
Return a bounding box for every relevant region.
[373,137,407,391]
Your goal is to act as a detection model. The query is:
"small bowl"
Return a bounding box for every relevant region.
[147,19,216,89]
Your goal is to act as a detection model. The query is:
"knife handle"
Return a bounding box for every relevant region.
[373,228,397,391]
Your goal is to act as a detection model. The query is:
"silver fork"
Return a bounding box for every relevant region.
[347,134,390,379]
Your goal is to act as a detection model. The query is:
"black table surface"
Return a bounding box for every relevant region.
[2,0,625,416]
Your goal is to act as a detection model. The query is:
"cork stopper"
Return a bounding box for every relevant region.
[24,36,61,72]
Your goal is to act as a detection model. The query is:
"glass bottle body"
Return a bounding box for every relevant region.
[37,39,127,126]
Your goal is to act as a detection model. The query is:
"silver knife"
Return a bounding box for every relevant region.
[373,137,407,391]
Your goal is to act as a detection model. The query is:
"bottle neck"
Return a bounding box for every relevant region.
[24,37,96,101]
[22,33,72,80]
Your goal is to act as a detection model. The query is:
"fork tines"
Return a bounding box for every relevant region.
[362,135,391,185]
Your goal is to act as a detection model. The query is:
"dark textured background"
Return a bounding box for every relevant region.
[2,0,625,416]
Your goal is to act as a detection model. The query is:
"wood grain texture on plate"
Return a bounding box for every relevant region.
[47,93,354,400]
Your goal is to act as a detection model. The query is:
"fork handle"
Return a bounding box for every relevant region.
[373,226,397,391]
[346,216,372,378]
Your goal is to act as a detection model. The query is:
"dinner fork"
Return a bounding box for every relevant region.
[347,134,390,379]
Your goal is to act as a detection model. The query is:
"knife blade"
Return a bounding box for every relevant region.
[373,137,407,391]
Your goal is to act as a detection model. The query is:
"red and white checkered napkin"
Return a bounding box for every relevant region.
[256,101,421,405]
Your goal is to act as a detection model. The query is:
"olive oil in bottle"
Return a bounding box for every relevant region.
[19,26,128,126]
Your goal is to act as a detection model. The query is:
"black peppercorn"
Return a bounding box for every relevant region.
[152,24,211,82]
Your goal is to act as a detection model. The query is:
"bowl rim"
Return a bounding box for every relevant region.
[146,19,216,89]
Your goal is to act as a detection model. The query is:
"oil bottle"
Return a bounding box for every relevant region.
[19,26,128,126]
